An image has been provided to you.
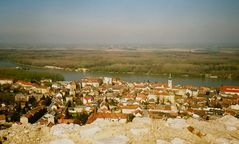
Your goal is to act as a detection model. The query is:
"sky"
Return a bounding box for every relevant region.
[0,0,239,45]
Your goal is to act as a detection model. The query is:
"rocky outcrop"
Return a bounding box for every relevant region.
[0,116,239,144]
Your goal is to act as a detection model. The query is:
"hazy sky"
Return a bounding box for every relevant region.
[0,0,239,45]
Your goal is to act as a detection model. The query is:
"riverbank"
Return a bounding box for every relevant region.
[0,59,231,79]
[0,68,64,82]
[0,60,238,86]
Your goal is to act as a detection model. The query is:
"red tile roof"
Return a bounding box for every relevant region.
[136,93,147,99]
[120,105,140,109]
[0,114,6,120]
[220,86,239,93]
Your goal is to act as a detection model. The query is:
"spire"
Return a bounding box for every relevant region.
[168,73,172,89]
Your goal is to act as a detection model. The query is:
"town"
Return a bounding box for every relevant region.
[0,75,238,129]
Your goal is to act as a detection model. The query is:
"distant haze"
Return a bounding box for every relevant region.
[0,0,239,45]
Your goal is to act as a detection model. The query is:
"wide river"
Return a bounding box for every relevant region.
[0,60,238,87]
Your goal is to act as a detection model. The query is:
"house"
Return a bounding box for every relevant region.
[159,92,175,104]
[66,81,77,90]
[220,86,239,96]
[52,83,62,89]
[66,96,73,103]
[135,93,147,103]
[98,105,111,113]
[82,96,94,104]
[122,94,135,102]
[31,93,44,101]
[20,115,29,124]
[87,112,128,124]
[16,80,49,94]
[38,113,55,125]
[68,106,96,115]
[55,93,63,99]
[15,93,29,102]
[134,110,143,117]
[120,105,142,114]
[34,86,50,94]
[81,77,102,88]
[0,114,6,123]
[0,78,13,85]
[69,89,76,96]
[134,83,150,91]
[230,104,239,110]
[148,104,178,119]
[151,83,167,90]
[103,77,112,85]
[147,94,158,103]
[20,106,46,124]
[112,85,125,94]
[16,80,38,89]
[65,81,77,96]
[148,104,176,113]
[186,88,199,97]
[40,79,52,83]
[98,101,110,113]
[112,77,122,85]
[174,88,186,96]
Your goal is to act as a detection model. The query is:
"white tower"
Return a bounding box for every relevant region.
[168,73,172,89]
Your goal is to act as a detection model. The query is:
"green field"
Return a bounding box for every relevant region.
[0,47,239,79]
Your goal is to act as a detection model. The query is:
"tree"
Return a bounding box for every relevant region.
[40,95,46,101]
[65,107,71,119]
[73,119,82,125]
[78,111,89,125]
[127,114,135,123]
[45,96,52,106]
[11,111,21,122]
[156,97,159,104]
[29,96,37,107]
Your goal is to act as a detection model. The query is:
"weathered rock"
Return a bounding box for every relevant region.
[0,115,238,144]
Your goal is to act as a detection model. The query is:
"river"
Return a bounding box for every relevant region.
[0,60,238,87]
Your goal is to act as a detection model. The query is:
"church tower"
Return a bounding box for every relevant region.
[168,73,172,89]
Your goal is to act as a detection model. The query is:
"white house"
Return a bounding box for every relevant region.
[81,77,102,88]
[186,89,199,97]
[159,92,175,104]
[20,116,29,124]
[103,77,112,85]
[147,94,157,103]
[0,79,13,85]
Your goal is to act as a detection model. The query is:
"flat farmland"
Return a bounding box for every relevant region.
[0,48,238,79]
